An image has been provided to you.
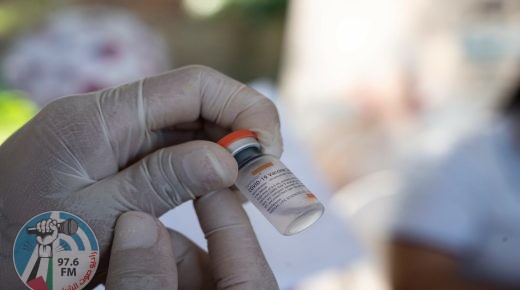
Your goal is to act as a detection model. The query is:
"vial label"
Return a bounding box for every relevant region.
[244,161,316,214]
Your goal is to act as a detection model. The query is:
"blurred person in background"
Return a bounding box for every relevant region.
[391,80,520,289]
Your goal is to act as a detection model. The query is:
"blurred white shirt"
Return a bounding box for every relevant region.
[394,116,520,286]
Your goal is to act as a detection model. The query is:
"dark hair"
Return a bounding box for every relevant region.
[502,81,520,115]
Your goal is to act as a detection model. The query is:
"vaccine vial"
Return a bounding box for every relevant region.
[218,130,324,235]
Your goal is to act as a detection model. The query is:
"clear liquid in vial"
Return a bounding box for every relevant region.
[235,155,324,235]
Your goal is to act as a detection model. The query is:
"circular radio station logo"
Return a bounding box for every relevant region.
[13,211,99,290]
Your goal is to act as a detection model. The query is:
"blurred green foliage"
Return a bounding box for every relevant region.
[0,91,38,144]
[225,0,287,20]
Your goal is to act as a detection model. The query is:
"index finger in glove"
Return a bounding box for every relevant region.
[99,65,282,162]
[194,189,279,290]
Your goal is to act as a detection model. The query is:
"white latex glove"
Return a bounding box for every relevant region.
[106,189,278,290]
[0,65,282,289]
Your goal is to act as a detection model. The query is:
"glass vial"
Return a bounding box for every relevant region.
[218,130,324,235]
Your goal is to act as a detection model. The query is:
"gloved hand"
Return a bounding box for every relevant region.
[0,65,282,289]
[106,189,278,290]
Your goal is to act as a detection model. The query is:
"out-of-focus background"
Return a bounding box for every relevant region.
[1,0,520,289]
